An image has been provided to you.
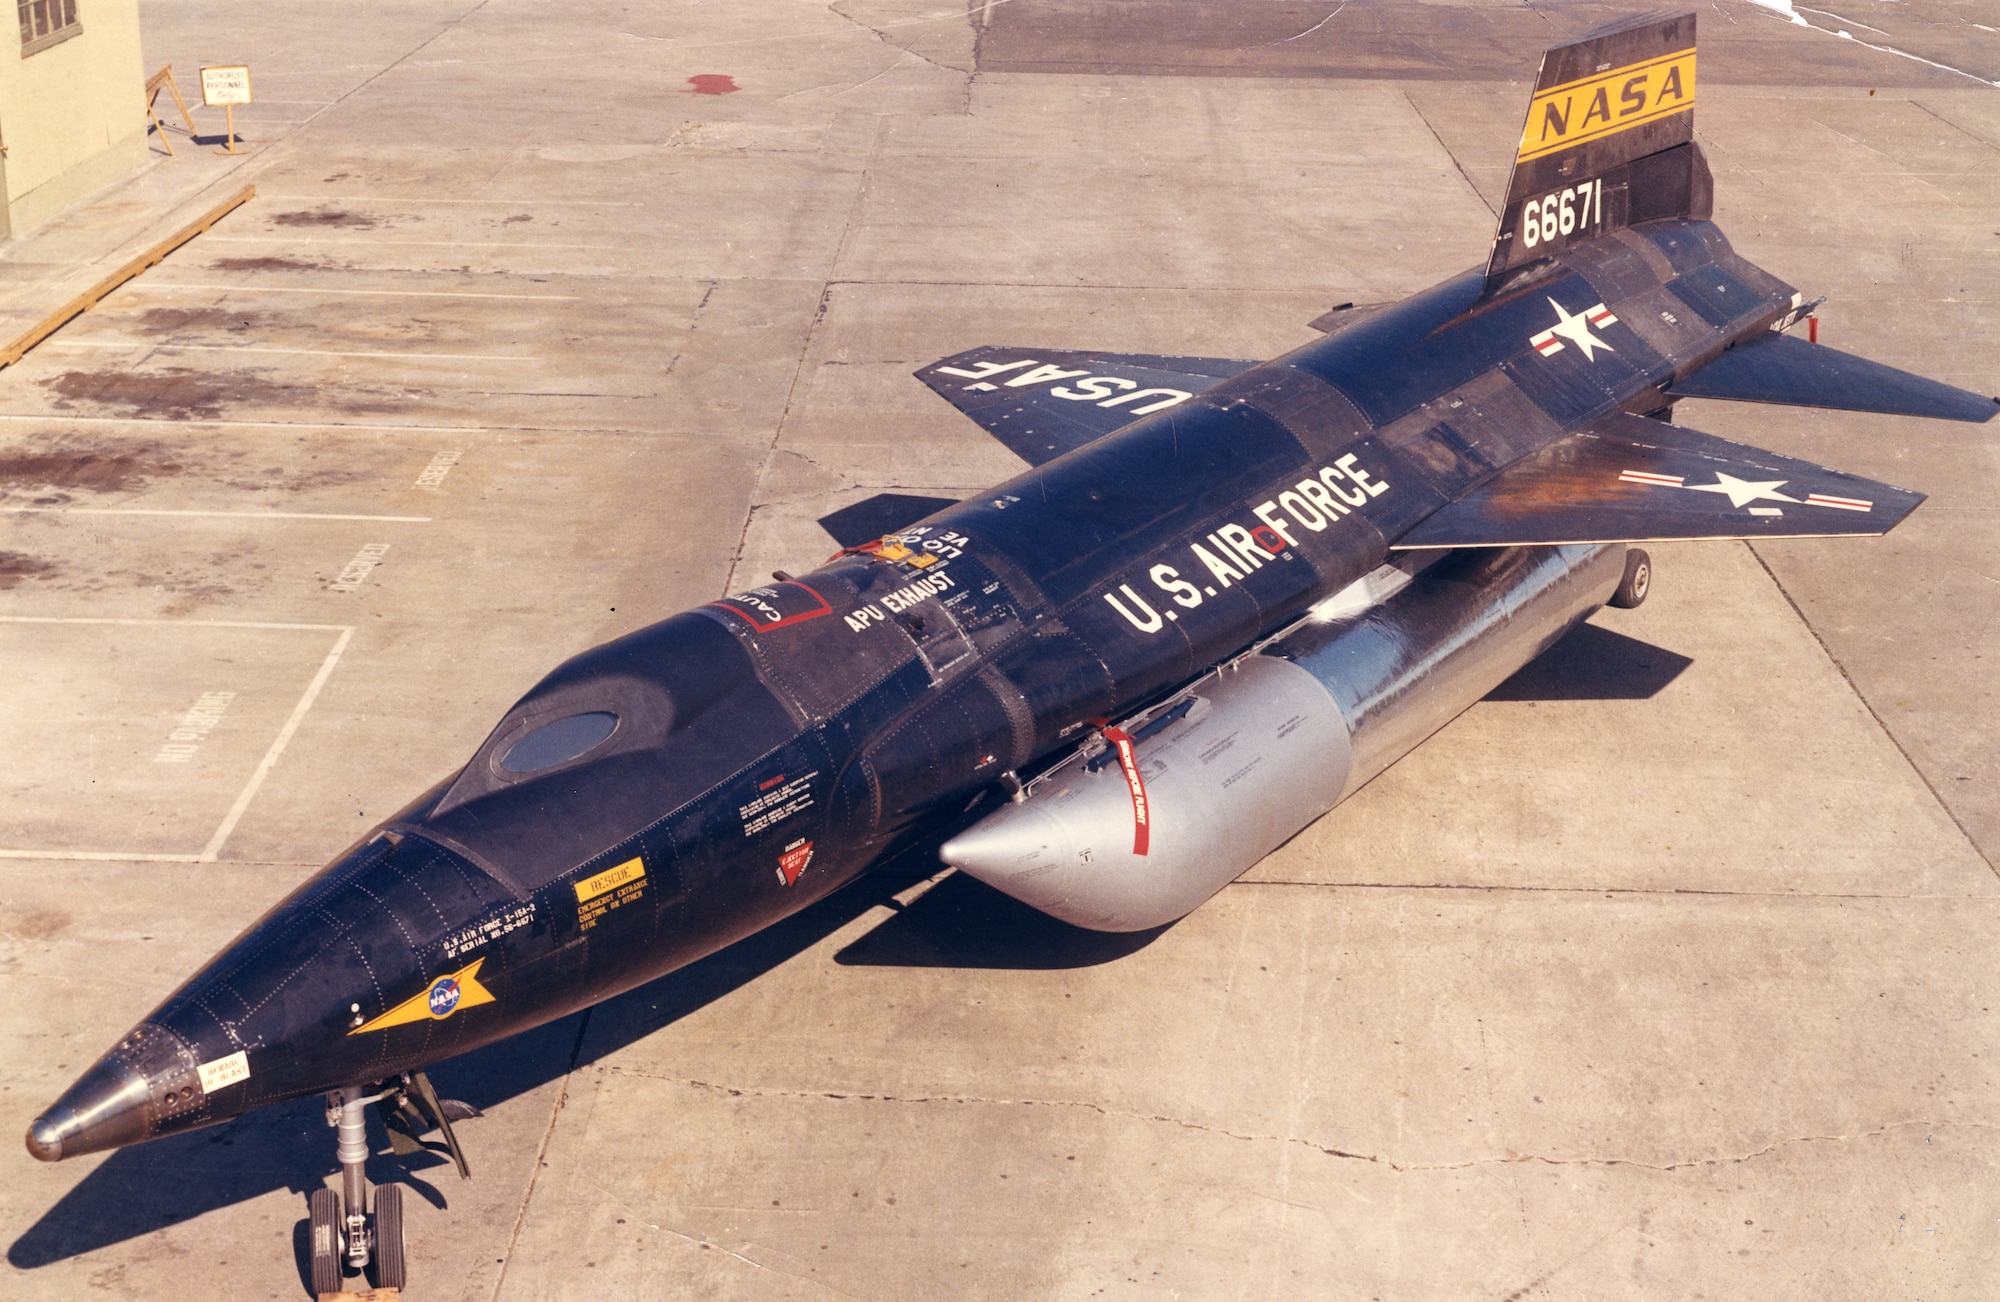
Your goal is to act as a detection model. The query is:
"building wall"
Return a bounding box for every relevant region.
[0,0,147,239]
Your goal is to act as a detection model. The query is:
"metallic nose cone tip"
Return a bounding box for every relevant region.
[26,1115,65,1162]
[25,1057,152,1162]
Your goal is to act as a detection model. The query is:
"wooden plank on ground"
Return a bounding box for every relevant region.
[0,184,256,371]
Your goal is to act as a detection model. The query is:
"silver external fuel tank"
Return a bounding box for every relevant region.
[1283,543,1629,797]
[940,544,1628,932]
[942,655,1356,932]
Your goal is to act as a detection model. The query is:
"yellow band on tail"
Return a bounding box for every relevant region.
[1517,48,1696,164]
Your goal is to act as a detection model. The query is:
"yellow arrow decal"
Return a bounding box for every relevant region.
[348,957,496,1035]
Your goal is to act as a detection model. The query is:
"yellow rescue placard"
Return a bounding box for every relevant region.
[1517,49,1695,163]
[576,856,645,904]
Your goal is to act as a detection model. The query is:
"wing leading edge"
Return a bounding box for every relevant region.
[917,347,1257,467]
[1394,409,1924,548]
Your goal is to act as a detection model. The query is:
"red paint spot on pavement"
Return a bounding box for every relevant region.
[687,74,739,95]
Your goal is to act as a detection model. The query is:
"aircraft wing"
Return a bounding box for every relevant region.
[1667,331,1999,422]
[917,347,1257,467]
[1392,409,1924,548]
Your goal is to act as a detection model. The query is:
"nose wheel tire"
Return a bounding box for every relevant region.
[307,1187,343,1296]
[372,1183,407,1290]
[1610,548,1651,609]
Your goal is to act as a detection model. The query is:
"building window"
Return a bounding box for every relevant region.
[19,0,79,56]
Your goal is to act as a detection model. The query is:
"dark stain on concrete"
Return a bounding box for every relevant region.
[135,306,264,336]
[0,551,57,589]
[0,434,372,510]
[42,368,408,421]
[0,443,184,495]
[272,209,380,229]
[209,255,338,273]
[687,73,739,94]
[1,909,71,941]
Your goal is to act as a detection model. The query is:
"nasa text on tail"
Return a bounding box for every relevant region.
[28,10,1994,1290]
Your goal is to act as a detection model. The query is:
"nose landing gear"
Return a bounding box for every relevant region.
[309,1071,475,1297]
[310,1086,408,1297]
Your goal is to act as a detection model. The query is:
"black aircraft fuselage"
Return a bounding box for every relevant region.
[32,33,1997,1291]
[32,216,1801,1154]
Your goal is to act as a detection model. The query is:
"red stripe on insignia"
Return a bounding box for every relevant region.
[1619,470,1683,487]
[1807,494,1872,511]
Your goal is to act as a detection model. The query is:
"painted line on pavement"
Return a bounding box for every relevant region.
[43,339,526,362]
[0,617,354,864]
[200,627,353,861]
[2,507,432,521]
[146,282,584,300]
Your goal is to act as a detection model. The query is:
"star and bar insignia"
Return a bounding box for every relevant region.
[1530,298,1619,361]
[1617,469,1873,516]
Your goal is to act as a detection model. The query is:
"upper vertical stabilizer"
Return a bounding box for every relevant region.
[1486,11,1709,285]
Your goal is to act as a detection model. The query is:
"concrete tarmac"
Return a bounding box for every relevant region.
[2,1,1996,1298]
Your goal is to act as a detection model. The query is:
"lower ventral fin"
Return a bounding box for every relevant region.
[1392,409,1925,548]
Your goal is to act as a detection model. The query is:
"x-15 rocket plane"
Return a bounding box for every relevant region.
[29,11,1997,1292]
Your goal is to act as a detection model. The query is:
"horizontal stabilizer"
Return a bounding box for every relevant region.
[1668,331,1999,422]
[1394,410,1923,548]
[917,347,1256,467]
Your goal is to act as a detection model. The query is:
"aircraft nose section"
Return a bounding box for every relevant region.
[25,1055,152,1162]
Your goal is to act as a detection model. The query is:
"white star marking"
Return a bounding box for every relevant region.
[1684,473,1801,509]
[1542,297,1616,361]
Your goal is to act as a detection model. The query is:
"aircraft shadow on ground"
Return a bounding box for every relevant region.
[817,493,962,550]
[10,839,1113,1273]
[832,870,1168,969]
[1485,622,1692,701]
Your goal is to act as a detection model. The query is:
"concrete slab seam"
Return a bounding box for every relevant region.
[289,0,496,137]
[1907,99,2000,152]
[823,3,965,78]
[723,118,886,595]
[1746,541,2000,879]
[1403,88,1498,218]
[489,1009,595,1302]
[632,1069,1993,1174]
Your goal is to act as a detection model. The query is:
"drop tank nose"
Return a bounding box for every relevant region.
[27,1053,156,1162]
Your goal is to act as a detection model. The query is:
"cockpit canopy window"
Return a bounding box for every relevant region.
[405,611,799,894]
[498,711,618,773]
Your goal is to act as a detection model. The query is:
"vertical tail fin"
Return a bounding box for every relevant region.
[1485,11,1709,286]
